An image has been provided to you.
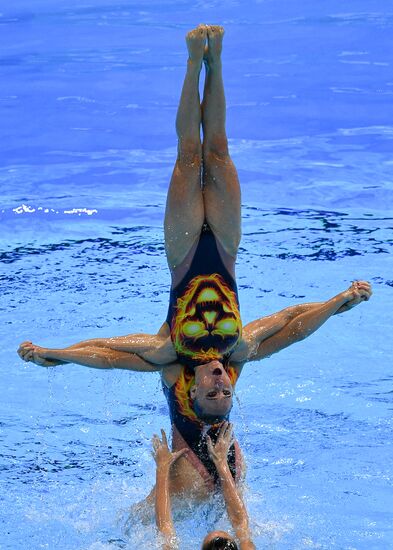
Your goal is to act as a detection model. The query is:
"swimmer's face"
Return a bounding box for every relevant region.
[190,360,233,419]
[201,530,237,549]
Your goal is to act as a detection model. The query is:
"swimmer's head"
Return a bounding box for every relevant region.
[201,531,239,549]
[190,360,233,423]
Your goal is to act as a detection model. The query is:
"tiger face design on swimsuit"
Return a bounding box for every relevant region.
[170,274,242,363]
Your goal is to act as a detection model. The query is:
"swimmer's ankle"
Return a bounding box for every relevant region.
[187,57,203,72]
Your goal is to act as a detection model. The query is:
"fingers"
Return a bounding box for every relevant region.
[152,433,160,453]
[19,347,39,363]
[18,342,35,362]
[18,347,33,361]
[217,420,229,440]
[225,422,233,444]
[20,341,34,351]
[161,428,168,448]
[207,422,234,464]
[151,429,187,467]
[351,280,372,301]
[218,421,233,443]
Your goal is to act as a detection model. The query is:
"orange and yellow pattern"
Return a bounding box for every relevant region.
[171,273,242,363]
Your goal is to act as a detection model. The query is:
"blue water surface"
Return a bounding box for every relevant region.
[1,1,392,549]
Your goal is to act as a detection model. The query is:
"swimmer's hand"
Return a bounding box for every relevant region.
[206,421,233,467]
[336,280,372,314]
[17,341,64,367]
[152,429,188,470]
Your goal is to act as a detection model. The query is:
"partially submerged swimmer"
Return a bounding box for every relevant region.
[152,423,255,550]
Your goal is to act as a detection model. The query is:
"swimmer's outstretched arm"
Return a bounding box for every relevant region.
[18,330,177,368]
[239,281,372,362]
[207,423,256,550]
[152,429,188,550]
[18,343,162,372]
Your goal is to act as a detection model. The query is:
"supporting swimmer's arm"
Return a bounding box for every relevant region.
[207,423,256,550]
[18,344,161,372]
[235,281,372,362]
[152,430,188,550]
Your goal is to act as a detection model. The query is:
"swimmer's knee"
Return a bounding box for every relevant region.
[177,139,202,168]
[203,135,229,161]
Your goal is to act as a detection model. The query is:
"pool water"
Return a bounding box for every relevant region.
[1,1,392,549]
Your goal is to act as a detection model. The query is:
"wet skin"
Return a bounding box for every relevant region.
[190,360,234,417]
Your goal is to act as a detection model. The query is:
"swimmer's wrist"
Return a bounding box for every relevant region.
[39,347,50,359]
[213,458,231,474]
[156,463,171,477]
[330,293,349,309]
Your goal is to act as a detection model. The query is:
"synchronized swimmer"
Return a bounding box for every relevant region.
[18,24,372,549]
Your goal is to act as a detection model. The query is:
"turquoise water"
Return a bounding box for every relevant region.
[1,1,392,549]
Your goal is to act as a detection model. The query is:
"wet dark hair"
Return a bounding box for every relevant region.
[202,536,239,549]
[192,398,231,424]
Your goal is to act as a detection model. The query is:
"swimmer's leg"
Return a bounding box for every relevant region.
[202,26,241,259]
[164,25,206,271]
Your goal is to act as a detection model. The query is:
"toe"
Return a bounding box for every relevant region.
[198,24,207,37]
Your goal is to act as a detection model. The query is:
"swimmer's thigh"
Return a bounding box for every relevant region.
[164,151,205,270]
[203,147,241,259]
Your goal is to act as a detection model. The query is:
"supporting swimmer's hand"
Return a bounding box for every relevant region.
[206,421,233,467]
[152,429,188,470]
[17,341,62,367]
[336,280,372,314]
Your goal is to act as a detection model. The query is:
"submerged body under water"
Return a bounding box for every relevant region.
[1,1,393,549]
